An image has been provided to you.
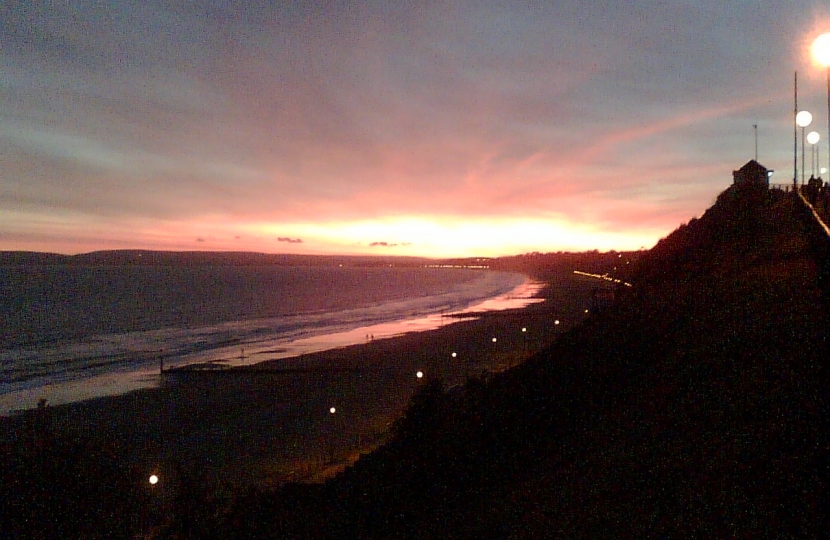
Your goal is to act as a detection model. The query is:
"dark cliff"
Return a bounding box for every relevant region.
[219,186,826,539]
[2,186,825,539]
[228,185,828,538]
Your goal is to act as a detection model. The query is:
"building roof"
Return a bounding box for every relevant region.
[737,159,768,175]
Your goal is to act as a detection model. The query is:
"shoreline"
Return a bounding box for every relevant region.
[1,272,597,493]
[1,271,535,415]
[166,278,547,375]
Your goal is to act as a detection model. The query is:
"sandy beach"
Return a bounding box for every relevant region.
[1,274,597,495]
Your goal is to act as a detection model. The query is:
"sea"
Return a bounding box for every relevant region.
[0,264,542,415]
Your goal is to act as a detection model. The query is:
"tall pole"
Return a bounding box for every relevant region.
[812,143,816,177]
[802,126,807,186]
[812,142,816,177]
[754,124,758,161]
[794,72,798,189]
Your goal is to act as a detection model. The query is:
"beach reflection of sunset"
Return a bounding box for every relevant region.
[241,278,546,364]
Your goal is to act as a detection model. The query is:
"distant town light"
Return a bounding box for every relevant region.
[451,352,457,358]
[329,407,336,414]
[416,371,424,379]
[521,327,527,333]
[796,110,813,128]
[491,337,497,343]
[149,474,159,485]
[554,320,560,325]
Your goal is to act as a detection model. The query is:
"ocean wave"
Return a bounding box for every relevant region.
[0,269,527,409]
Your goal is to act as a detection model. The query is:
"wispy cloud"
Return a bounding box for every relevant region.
[1,0,828,255]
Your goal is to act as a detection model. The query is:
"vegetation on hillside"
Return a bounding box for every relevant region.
[2,186,825,538]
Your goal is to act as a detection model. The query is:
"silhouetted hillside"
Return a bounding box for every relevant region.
[2,187,825,538]
[218,186,826,539]
[632,185,798,284]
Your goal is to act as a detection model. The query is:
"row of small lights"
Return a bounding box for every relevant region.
[423,264,491,269]
[147,317,579,486]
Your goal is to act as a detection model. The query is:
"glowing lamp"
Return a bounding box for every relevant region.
[329,407,336,414]
[416,371,423,379]
[491,337,497,343]
[813,33,830,180]
[554,320,560,325]
[807,131,821,145]
[796,110,813,127]
[149,474,159,485]
[521,327,527,333]
[812,33,830,67]
[451,352,457,358]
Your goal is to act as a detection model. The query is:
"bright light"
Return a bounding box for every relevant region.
[251,215,659,258]
[554,320,560,325]
[522,327,527,333]
[812,32,830,67]
[797,110,813,128]
[329,407,336,414]
[823,167,828,175]
[585,309,589,313]
[149,475,159,485]
[807,131,821,145]
[416,371,423,379]
[491,337,497,343]
[451,352,457,358]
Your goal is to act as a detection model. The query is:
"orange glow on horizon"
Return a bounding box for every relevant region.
[1,212,671,257]
[247,216,661,257]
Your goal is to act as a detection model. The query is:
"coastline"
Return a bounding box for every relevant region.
[0,270,530,415]
[1,271,597,493]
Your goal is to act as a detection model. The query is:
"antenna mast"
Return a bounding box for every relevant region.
[753,124,758,161]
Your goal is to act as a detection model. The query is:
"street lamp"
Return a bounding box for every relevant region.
[812,33,830,177]
[796,110,813,186]
[327,406,337,464]
[807,131,820,177]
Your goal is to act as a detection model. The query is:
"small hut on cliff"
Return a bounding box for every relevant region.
[732,159,770,188]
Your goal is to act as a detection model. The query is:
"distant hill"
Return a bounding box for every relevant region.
[218,186,826,538]
[0,250,433,267]
[0,249,643,273]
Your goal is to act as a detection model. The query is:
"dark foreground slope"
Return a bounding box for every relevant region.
[221,186,826,539]
[1,187,824,539]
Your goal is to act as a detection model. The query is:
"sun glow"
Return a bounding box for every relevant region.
[251,216,658,257]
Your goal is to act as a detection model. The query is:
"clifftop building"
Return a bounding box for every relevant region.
[732,159,771,188]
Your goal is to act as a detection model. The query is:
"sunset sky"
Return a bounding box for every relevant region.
[3,1,830,257]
